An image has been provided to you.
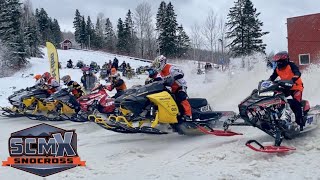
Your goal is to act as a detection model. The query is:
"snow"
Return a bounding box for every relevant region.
[0,49,320,180]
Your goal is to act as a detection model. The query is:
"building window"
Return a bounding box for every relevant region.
[299,54,310,65]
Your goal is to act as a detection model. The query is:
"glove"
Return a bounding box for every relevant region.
[106,85,113,91]
[163,75,174,86]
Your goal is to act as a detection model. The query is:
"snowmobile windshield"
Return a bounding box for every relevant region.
[258,81,275,92]
[51,89,70,99]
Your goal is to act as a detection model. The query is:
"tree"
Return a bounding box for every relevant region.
[226,0,269,57]
[116,18,126,53]
[176,25,190,57]
[22,0,43,57]
[123,9,136,54]
[156,1,166,32]
[50,19,63,47]
[79,16,87,48]
[35,8,50,44]
[73,9,82,44]
[157,2,178,57]
[134,2,152,58]
[0,0,27,68]
[202,9,217,62]
[93,17,105,49]
[86,16,94,48]
[105,18,116,52]
[191,22,203,60]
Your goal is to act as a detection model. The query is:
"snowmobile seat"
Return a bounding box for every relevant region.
[188,98,208,109]
[192,110,221,121]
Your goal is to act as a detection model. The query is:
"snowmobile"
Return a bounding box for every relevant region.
[67,60,73,68]
[90,61,100,73]
[77,84,115,122]
[222,80,320,153]
[100,68,109,79]
[76,60,85,69]
[89,81,238,135]
[1,85,51,119]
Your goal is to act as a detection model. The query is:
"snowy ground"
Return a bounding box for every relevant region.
[0,49,320,180]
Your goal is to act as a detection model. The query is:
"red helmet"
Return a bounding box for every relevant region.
[42,72,51,81]
[273,51,289,69]
[273,51,289,62]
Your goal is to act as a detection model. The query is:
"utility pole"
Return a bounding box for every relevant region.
[218,38,224,70]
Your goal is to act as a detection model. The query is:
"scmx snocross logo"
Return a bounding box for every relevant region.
[2,123,86,177]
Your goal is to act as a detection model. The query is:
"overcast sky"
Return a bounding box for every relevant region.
[30,0,320,53]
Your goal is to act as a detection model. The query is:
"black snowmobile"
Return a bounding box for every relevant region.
[67,60,73,68]
[76,60,85,69]
[92,81,237,135]
[223,80,320,153]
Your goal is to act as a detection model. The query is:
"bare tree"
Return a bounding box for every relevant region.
[134,2,152,58]
[202,9,217,62]
[191,22,203,60]
[145,22,158,59]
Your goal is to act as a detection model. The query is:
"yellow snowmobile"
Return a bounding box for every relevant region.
[1,86,79,121]
[90,81,240,135]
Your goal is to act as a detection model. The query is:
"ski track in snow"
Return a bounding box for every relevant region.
[0,49,320,180]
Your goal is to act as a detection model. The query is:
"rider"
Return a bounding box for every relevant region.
[61,75,84,98]
[269,51,304,130]
[107,73,127,98]
[41,72,61,94]
[151,55,192,121]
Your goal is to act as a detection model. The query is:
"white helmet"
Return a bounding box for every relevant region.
[152,55,167,72]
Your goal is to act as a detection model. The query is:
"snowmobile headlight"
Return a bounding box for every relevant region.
[258,91,274,97]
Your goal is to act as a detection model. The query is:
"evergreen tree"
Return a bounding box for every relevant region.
[0,0,27,68]
[22,3,43,58]
[116,18,126,53]
[226,0,269,57]
[50,19,63,47]
[157,2,178,57]
[35,8,50,44]
[123,9,136,54]
[105,18,116,52]
[79,16,87,48]
[73,9,82,43]
[92,17,104,49]
[156,1,167,32]
[22,1,43,57]
[86,16,94,48]
[176,25,190,57]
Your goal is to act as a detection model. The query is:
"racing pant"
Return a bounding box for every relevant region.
[287,90,303,127]
[175,87,192,117]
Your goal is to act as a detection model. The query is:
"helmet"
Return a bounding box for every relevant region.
[152,55,167,71]
[61,75,71,85]
[146,68,157,78]
[273,51,290,69]
[34,74,42,80]
[42,72,51,81]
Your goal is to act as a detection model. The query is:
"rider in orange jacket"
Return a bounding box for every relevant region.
[269,51,304,130]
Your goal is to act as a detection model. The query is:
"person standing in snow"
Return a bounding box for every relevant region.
[151,55,192,121]
[112,57,119,70]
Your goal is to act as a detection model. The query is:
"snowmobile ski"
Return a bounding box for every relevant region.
[245,140,296,153]
[197,125,243,136]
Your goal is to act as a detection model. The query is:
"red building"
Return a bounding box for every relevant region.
[59,39,72,50]
[287,13,320,68]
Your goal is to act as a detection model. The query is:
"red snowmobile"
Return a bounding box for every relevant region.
[76,84,115,121]
[222,80,320,153]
